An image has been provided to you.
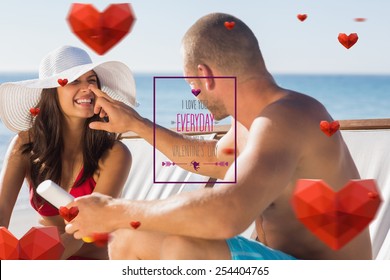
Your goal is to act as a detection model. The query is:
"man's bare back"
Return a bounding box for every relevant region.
[86,88,372,260]
[221,91,372,259]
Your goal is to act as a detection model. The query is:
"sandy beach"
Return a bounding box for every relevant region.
[8,205,40,239]
[6,183,41,239]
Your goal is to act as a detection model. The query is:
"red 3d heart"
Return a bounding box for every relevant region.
[59,206,79,222]
[222,148,235,155]
[130,221,141,229]
[191,89,201,97]
[354,18,366,22]
[67,3,136,55]
[224,21,235,30]
[297,14,307,22]
[320,120,340,137]
[91,232,110,247]
[19,226,64,260]
[0,227,19,260]
[57,79,68,87]
[1,227,64,260]
[291,179,381,250]
[338,33,359,49]
[29,107,40,117]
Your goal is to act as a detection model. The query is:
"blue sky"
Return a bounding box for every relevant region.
[0,0,389,74]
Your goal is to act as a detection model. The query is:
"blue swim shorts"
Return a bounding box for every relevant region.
[226,236,297,260]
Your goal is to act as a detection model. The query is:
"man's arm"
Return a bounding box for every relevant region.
[66,111,303,240]
[137,119,227,179]
[89,85,228,179]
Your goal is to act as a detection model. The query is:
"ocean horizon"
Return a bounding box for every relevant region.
[1,72,389,210]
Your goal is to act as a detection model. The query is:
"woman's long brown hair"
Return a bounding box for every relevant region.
[22,86,117,194]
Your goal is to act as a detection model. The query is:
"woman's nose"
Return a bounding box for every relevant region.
[80,81,93,91]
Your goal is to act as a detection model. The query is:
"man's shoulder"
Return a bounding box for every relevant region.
[248,91,331,145]
[259,91,329,127]
[267,91,324,114]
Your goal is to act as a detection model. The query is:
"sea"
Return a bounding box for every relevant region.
[1,73,389,210]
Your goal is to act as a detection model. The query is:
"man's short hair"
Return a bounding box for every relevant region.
[182,13,267,77]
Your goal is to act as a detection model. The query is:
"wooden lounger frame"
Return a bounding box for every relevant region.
[121,118,390,188]
[122,118,390,139]
[339,118,390,130]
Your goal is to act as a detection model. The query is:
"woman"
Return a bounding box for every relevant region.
[0,46,136,259]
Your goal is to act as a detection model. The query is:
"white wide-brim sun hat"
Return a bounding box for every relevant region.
[0,45,136,132]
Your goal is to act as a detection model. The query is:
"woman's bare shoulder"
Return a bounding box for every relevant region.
[16,131,31,144]
[7,131,31,154]
[111,140,132,158]
[99,140,132,167]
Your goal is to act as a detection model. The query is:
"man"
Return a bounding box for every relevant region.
[65,13,372,259]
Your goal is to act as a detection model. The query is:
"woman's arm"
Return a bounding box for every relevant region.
[0,133,29,227]
[56,140,131,259]
[94,140,132,198]
[1,135,86,259]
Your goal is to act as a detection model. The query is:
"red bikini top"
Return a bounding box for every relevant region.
[29,168,96,216]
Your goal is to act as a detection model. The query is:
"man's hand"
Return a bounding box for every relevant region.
[89,84,143,134]
[65,193,118,239]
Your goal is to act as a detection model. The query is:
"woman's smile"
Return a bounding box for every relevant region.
[74,97,94,107]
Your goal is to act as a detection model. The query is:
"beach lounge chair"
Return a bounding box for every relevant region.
[120,132,217,201]
[338,119,390,260]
